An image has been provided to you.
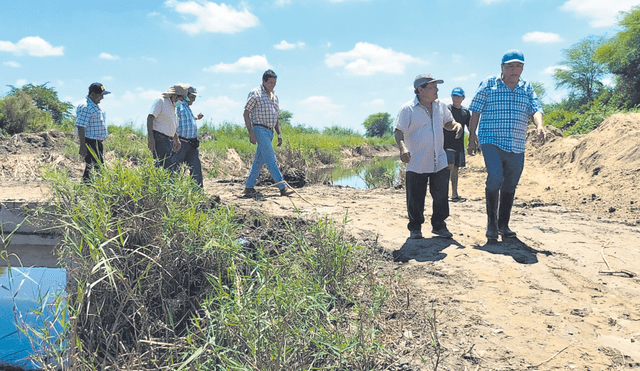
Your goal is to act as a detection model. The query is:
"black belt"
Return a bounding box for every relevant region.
[253,124,272,130]
[153,130,173,139]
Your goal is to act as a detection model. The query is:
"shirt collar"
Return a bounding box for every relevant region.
[86,96,100,108]
[497,76,525,89]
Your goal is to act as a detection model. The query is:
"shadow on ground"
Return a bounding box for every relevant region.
[474,237,553,264]
[392,237,464,263]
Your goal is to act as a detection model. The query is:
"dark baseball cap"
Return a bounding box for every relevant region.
[89,82,111,95]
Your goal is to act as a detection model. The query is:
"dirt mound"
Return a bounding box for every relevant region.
[523,114,640,224]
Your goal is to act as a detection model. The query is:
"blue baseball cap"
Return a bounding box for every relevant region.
[502,50,525,64]
[451,87,465,97]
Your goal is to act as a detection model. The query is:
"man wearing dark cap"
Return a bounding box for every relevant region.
[468,50,546,241]
[147,84,190,170]
[446,87,471,202]
[394,74,463,239]
[174,84,204,188]
[76,82,110,182]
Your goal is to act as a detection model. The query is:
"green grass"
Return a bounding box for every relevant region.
[29,160,396,370]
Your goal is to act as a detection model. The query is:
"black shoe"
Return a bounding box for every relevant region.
[431,227,453,238]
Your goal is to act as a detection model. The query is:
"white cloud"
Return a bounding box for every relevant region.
[560,0,639,28]
[452,54,463,63]
[165,0,259,35]
[142,56,158,63]
[299,96,345,113]
[452,73,477,82]
[274,40,305,50]
[99,52,120,60]
[0,36,63,57]
[362,99,385,107]
[543,65,569,74]
[102,76,114,81]
[522,32,563,44]
[148,11,161,16]
[4,61,20,68]
[199,96,242,113]
[203,55,271,73]
[16,79,27,86]
[325,42,423,76]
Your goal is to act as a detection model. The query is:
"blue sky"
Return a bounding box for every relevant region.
[2,0,639,134]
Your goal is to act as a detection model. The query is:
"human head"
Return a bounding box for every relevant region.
[88,82,110,104]
[262,69,277,94]
[162,84,190,103]
[413,74,443,95]
[501,50,525,84]
[185,85,197,105]
[451,87,465,107]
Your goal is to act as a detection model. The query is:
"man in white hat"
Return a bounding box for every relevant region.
[146,84,190,170]
[394,74,463,239]
[468,49,546,241]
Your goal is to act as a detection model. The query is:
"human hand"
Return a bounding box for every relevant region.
[455,123,463,139]
[400,151,411,164]
[249,131,257,145]
[172,138,181,152]
[196,113,204,120]
[537,126,546,143]
[277,135,283,147]
[147,136,155,152]
[467,136,479,155]
[79,144,87,157]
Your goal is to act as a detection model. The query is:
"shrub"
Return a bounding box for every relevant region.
[0,90,53,134]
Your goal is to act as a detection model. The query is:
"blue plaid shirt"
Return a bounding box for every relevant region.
[469,76,542,153]
[75,97,107,140]
[245,84,279,130]
[176,103,198,139]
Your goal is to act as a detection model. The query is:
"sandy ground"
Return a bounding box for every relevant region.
[1,114,640,370]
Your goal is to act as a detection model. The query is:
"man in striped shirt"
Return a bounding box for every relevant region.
[243,70,293,197]
[174,85,204,188]
[75,82,110,182]
[468,50,546,241]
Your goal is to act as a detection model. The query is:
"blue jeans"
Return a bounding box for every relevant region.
[480,144,524,193]
[153,131,177,171]
[173,138,203,188]
[405,168,450,232]
[245,125,285,190]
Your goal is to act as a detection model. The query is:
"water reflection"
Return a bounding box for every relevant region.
[0,266,66,369]
[310,156,403,189]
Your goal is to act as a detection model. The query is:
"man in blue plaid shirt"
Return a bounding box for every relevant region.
[174,85,204,188]
[75,82,110,182]
[468,50,546,241]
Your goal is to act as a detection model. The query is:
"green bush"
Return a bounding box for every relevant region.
[0,90,53,134]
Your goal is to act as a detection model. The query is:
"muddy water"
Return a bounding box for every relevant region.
[309,156,402,189]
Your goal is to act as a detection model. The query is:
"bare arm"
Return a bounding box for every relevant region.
[275,120,283,147]
[243,109,256,145]
[467,112,480,155]
[533,111,546,143]
[147,114,155,151]
[444,121,463,138]
[77,127,87,157]
[394,129,411,164]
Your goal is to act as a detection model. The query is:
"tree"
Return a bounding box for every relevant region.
[553,35,607,106]
[362,112,393,137]
[595,5,640,107]
[8,83,73,123]
[0,90,53,134]
[278,110,293,128]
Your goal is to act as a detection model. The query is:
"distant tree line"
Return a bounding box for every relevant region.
[541,5,640,135]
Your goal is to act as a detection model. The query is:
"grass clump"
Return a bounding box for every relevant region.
[34,160,395,370]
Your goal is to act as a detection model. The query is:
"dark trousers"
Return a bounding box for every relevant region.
[405,168,450,232]
[173,138,203,188]
[82,138,104,182]
[153,131,177,171]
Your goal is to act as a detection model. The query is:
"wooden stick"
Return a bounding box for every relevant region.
[528,343,571,368]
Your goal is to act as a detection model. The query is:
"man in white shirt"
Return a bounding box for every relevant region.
[394,74,462,239]
[147,84,190,170]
